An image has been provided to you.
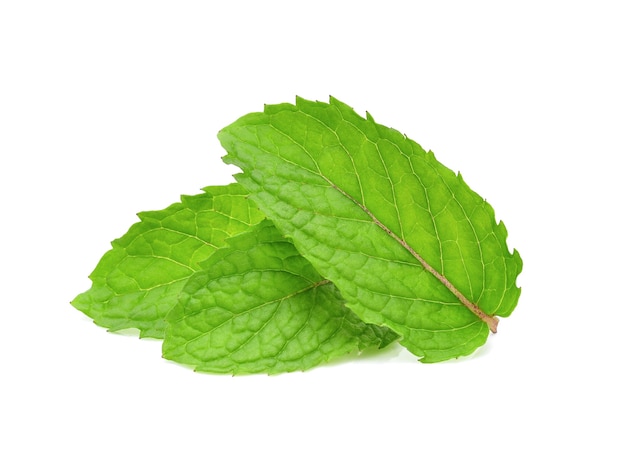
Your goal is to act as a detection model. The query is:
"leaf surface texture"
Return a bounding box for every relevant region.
[163,220,397,374]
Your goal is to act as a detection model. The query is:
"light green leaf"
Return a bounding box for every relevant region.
[71,183,265,338]
[163,220,398,374]
[219,96,523,362]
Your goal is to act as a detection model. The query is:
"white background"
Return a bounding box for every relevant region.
[1,1,624,454]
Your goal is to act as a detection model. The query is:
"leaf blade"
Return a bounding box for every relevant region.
[219,97,522,362]
[71,183,265,338]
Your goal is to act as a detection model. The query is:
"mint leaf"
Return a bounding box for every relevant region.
[163,220,398,374]
[219,97,523,362]
[71,183,265,338]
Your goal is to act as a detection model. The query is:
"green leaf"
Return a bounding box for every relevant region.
[163,220,398,374]
[71,183,265,338]
[218,96,523,362]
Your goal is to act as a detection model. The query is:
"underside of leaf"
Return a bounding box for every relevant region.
[218,96,522,362]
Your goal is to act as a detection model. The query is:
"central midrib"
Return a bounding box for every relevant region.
[326,180,499,333]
